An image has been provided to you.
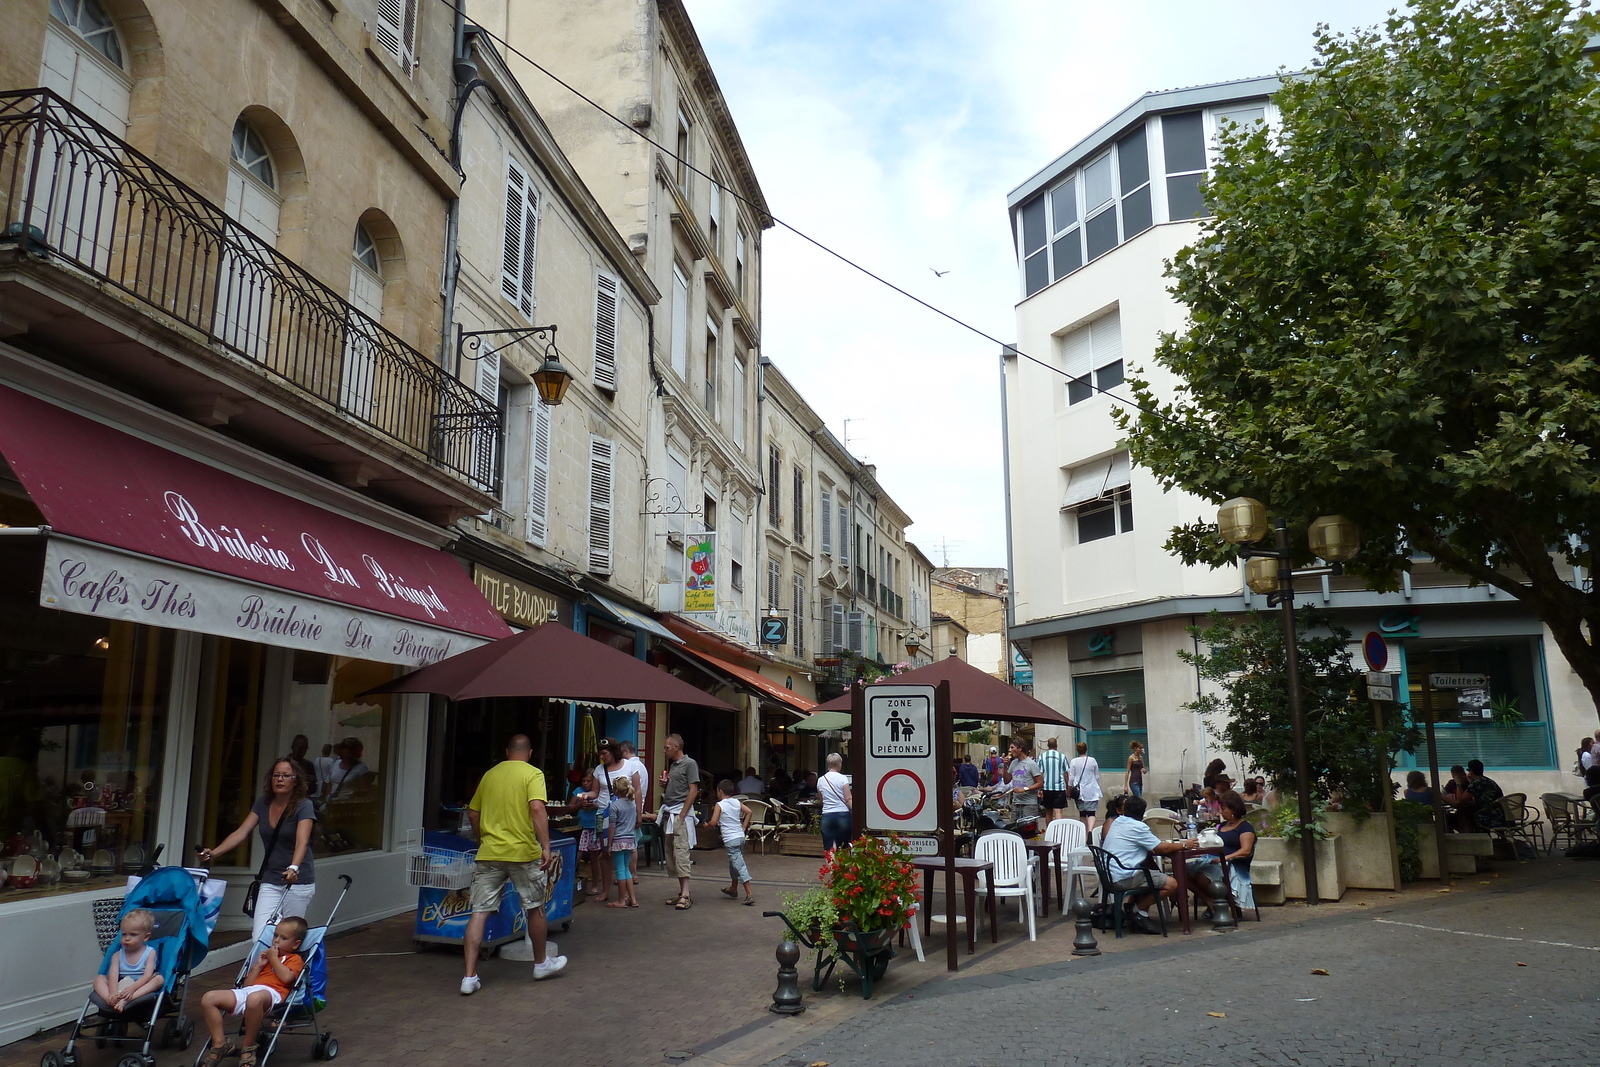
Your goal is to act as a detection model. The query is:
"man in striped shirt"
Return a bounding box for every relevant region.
[1038,736,1070,824]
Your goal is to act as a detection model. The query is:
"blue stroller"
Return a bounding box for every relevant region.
[43,866,211,1067]
[200,874,352,1065]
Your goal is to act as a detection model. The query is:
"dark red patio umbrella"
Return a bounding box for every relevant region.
[363,622,735,709]
[809,655,1082,728]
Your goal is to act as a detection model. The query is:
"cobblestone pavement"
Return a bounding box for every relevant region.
[757,861,1600,1067]
[4,852,1596,1067]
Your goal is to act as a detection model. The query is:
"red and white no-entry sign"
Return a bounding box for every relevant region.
[863,685,938,833]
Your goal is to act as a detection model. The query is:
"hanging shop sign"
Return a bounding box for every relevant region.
[684,531,717,612]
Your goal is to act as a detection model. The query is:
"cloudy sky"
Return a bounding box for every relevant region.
[682,0,1403,566]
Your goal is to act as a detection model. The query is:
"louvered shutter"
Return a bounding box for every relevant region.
[502,163,526,305]
[820,489,832,554]
[593,271,619,391]
[847,610,864,653]
[670,266,689,376]
[838,503,850,569]
[476,348,502,495]
[375,0,417,71]
[820,595,833,647]
[832,604,846,651]
[793,574,806,655]
[588,436,615,574]
[519,185,539,317]
[526,398,551,546]
[767,558,781,609]
[1061,321,1094,381]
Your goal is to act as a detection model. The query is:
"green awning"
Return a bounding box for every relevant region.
[791,711,853,733]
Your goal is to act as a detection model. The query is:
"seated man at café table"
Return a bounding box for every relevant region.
[1102,796,1195,934]
[793,772,819,802]
[737,767,765,795]
[1448,760,1505,832]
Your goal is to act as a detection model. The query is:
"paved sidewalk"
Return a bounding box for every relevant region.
[4,851,1595,1067]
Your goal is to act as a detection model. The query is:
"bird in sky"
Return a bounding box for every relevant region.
[930,268,950,277]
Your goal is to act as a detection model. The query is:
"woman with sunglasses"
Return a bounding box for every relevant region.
[200,758,317,948]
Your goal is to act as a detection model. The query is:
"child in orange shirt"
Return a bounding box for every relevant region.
[198,916,307,1067]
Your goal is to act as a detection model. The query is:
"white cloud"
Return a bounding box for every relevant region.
[683,0,1402,566]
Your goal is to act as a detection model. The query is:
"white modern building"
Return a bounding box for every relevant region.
[1002,76,1592,801]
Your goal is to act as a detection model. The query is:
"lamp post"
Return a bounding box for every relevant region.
[1216,498,1360,906]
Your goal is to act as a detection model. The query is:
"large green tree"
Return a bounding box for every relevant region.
[1121,0,1600,722]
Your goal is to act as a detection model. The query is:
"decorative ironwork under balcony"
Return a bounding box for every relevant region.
[0,89,499,508]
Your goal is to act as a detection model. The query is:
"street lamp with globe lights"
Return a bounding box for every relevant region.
[1216,497,1360,905]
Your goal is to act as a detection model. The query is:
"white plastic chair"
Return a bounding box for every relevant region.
[1044,818,1096,902]
[902,895,925,962]
[973,832,1036,942]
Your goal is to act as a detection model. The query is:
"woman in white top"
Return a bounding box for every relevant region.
[1068,741,1104,832]
[818,753,853,852]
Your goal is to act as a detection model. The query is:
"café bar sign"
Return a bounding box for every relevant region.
[42,538,488,667]
[473,565,568,628]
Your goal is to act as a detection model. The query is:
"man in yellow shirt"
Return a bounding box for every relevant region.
[461,735,566,993]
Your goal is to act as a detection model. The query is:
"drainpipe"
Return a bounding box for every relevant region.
[998,343,1019,671]
[440,9,489,375]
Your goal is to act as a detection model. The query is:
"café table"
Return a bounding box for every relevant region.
[1168,844,1239,934]
[794,800,821,831]
[912,855,996,954]
[1023,839,1063,917]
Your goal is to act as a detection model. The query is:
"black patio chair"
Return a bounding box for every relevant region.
[1086,844,1167,939]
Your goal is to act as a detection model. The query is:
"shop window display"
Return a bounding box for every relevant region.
[0,542,172,900]
[285,653,393,856]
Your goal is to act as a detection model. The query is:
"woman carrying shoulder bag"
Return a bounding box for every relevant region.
[199,758,317,950]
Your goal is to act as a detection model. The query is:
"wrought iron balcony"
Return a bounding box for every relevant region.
[0,89,498,495]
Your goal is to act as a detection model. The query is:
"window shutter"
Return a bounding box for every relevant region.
[526,398,551,546]
[519,185,540,318]
[732,357,746,447]
[838,503,850,569]
[593,271,619,391]
[375,0,417,71]
[475,349,501,492]
[793,467,804,541]
[1090,309,1122,368]
[1061,322,1094,381]
[767,558,781,609]
[767,447,780,526]
[502,163,526,305]
[847,609,864,654]
[793,574,805,654]
[832,603,846,651]
[670,266,689,377]
[820,489,832,554]
[587,436,615,574]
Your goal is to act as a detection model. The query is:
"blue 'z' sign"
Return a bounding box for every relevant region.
[760,616,787,644]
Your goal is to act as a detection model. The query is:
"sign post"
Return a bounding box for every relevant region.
[851,680,956,972]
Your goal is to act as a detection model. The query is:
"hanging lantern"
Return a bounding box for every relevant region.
[532,355,573,405]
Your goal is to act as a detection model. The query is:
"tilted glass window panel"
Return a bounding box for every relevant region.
[1052,232,1082,279]
[1119,493,1134,532]
[1020,197,1047,254]
[1049,177,1077,233]
[1214,105,1266,133]
[1084,155,1114,211]
[1076,501,1117,543]
[1121,186,1152,237]
[1162,112,1206,174]
[1025,249,1049,295]
[1085,208,1118,261]
[1117,126,1150,191]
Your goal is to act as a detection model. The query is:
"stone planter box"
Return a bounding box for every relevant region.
[1322,812,1398,890]
[1255,835,1346,901]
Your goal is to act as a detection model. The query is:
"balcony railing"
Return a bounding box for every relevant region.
[0,90,498,492]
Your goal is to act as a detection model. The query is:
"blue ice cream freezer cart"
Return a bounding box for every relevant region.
[408,830,576,952]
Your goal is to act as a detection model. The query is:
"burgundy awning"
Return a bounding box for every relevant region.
[0,384,511,655]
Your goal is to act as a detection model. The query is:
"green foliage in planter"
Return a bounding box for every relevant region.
[1392,799,1432,883]
[778,885,838,944]
[1490,694,1523,729]
[1265,795,1331,843]
[1181,609,1420,811]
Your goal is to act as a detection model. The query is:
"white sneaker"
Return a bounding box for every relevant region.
[459,975,481,995]
[532,954,568,980]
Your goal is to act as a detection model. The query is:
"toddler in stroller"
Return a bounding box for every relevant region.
[92,910,165,1016]
[196,917,307,1067]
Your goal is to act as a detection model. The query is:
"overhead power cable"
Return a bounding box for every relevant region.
[444,3,1244,452]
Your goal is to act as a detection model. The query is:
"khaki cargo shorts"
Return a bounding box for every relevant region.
[468,858,551,913]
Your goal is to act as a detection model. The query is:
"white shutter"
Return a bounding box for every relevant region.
[1090,309,1122,367]
[475,349,502,497]
[847,610,865,654]
[588,436,615,574]
[594,271,619,391]
[502,163,526,304]
[793,575,806,654]
[767,558,781,609]
[732,356,746,447]
[820,488,832,554]
[670,265,689,377]
[1061,321,1094,380]
[519,185,540,318]
[375,0,417,72]
[526,398,551,546]
[820,595,833,647]
[832,603,846,651]
[838,503,850,569]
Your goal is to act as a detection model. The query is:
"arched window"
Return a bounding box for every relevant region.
[231,120,276,190]
[342,223,385,419]
[49,0,123,67]
[353,223,381,275]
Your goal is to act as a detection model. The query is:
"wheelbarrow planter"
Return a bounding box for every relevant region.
[765,913,897,999]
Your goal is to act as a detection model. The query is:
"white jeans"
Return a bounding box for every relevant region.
[250,882,316,951]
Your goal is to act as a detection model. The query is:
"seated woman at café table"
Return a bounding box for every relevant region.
[1185,791,1256,912]
[1402,770,1433,805]
[1102,796,1196,934]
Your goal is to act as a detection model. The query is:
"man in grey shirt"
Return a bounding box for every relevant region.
[656,733,699,908]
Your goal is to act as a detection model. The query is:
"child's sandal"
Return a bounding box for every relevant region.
[239,1046,258,1067]
[200,1042,238,1067]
